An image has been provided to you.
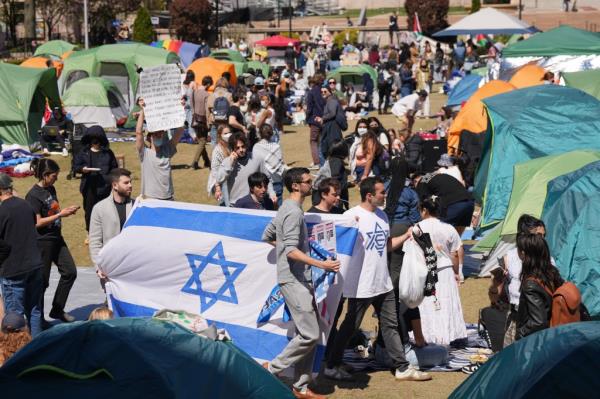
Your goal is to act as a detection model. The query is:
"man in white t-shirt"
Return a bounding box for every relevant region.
[324,177,432,382]
[391,90,427,134]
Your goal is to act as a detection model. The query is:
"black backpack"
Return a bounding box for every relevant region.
[213,96,230,122]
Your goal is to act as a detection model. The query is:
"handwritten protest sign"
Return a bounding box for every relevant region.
[139,64,186,132]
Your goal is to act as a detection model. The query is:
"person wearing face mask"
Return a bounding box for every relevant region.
[216,132,276,207]
[207,125,232,205]
[256,94,277,135]
[253,124,287,206]
[348,119,369,181]
[73,126,118,238]
[135,98,185,201]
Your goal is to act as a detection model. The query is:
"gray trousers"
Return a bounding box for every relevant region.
[270,280,320,391]
[327,290,409,372]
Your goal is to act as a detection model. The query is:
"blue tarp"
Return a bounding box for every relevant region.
[447,74,482,106]
[542,161,600,317]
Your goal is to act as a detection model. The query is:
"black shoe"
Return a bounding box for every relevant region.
[191,162,200,170]
[204,161,211,170]
[41,319,52,330]
[49,309,75,322]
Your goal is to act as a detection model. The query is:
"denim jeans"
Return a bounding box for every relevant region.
[0,268,44,337]
[272,181,283,207]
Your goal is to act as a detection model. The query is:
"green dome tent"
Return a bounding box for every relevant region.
[246,60,270,79]
[0,318,293,398]
[474,85,600,229]
[502,25,600,57]
[0,63,61,147]
[210,49,247,76]
[542,161,600,316]
[34,40,77,58]
[450,322,600,399]
[59,43,180,110]
[63,78,129,129]
[327,64,378,91]
[563,69,600,101]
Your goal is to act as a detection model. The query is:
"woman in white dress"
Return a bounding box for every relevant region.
[415,195,467,345]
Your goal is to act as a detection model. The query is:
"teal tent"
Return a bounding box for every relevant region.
[563,69,600,101]
[474,85,600,228]
[327,64,378,91]
[542,161,600,316]
[0,318,293,398]
[502,25,600,57]
[450,322,600,398]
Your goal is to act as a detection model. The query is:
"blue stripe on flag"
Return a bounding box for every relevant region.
[125,206,357,256]
[110,295,325,369]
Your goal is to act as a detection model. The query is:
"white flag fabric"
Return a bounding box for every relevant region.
[98,199,359,370]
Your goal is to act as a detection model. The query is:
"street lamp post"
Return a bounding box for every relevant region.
[216,0,220,46]
[288,0,292,38]
[84,0,89,49]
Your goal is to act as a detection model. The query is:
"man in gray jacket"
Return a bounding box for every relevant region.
[261,167,340,399]
[89,168,133,278]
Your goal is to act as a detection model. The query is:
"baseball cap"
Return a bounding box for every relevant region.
[254,76,265,86]
[0,172,13,190]
[1,312,26,333]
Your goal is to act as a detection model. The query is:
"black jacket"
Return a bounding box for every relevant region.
[74,148,118,195]
[515,279,552,340]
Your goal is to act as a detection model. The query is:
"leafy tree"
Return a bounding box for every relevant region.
[133,6,154,43]
[0,0,20,47]
[405,0,449,37]
[170,0,212,43]
[471,0,481,13]
[37,0,69,40]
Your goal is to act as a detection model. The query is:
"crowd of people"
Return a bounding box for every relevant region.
[0,34,586,398]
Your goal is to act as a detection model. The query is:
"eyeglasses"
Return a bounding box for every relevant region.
[321,90,328,94]
[328,81,336,85]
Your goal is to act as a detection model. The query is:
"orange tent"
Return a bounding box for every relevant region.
[20,56,64,77]
[509,64,547,88]
[187,57,237,91]
[447,80,516,154]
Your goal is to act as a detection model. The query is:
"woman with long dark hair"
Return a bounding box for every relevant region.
[384,156,420,226]
[515,233,563,340]
[73,126,118,236]
[26,158,79,324]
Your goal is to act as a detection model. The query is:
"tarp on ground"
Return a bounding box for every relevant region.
[542,161,600,317]
[447,80,515,154]
[508,64,546,88]
[475,85,600,228]
[502,25,600,57]
[255,35,300,47]
[59,43,180,108]
[34,40,77,58]
[563,69,600,100]
[0,317,294,398]
[327,64,378,90]
[187,57,237,90]
[62,77,129,128]
[450,322,600,398]
[447,74,483,107]
[434,8,538,37]
[0,63,61,146]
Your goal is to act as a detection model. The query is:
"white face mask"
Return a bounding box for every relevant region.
[222,133,232,142]
[260,101,267,108]
[357,127,368,136]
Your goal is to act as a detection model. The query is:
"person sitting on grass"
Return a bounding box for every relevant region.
[233,172,275,211]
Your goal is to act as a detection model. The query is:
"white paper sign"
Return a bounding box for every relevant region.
[139,64,186,132]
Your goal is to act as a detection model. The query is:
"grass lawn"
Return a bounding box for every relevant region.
[10,89,488,398]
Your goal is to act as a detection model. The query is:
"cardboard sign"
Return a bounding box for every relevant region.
[139,64,186,132]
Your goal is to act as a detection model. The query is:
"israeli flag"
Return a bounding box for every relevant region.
[99,200,359,370]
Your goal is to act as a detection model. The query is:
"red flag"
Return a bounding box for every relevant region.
[413,12,422,33]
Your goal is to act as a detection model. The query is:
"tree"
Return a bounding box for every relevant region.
[37,0,69,40]
[471,0,481,14]
[0,0,20,47]
[170,0,212,43]
[405,0,449,37]
[133,6,154,43]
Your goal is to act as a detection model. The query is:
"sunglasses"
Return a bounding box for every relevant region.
[328,81,336,84]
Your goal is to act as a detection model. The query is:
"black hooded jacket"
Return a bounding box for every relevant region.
[73,125,118,195]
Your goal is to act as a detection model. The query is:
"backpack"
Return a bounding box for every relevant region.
[213,96,230,122]
[532,278,582,327]
[377,72,392,89]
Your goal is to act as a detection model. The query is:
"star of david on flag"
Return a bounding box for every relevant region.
[365,222,388,256]
[182,241,246,313]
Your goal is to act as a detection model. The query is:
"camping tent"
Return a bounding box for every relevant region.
[447,80,515,154]
[62,78,129,129]
[255,35,300,47]
[542,161,600,316]
[187,57,237,90]
[326,64,378,91]
[446,74,483,107]
[0,63,61,147]
[151,40,201,68]
[474,85,600,228]
[563,69,600,100]
[21,56,64,77]
[450,322,600,399]
[59,43,180,109]
[434,8,538,37]
[34,40,77,58]
[0,317,294,398]
[210,49,247,76]
[502,25,600,57]
[508,64,546,88]
[245,60,270,78]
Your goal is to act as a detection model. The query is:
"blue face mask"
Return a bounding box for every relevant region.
[153,136,164,147]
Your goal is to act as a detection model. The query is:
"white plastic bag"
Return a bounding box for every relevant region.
[398,239,428,309]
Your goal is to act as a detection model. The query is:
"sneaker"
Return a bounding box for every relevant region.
[43,148,50,156]
[49,309,75,322]
[191,162,200,170]
[395,365,432,381]
[62,148,68,157]
[461,364,480,375]
[323,366,354,381]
